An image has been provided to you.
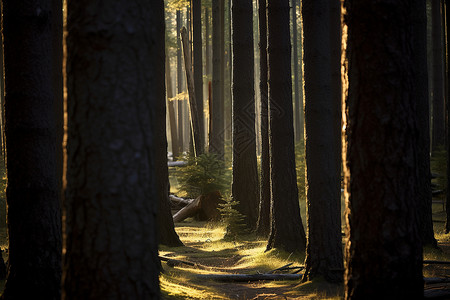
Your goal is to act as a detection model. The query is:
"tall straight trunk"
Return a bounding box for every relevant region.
[302,0,343,283]
[210,0,225,158]
[446,0,450,234]
[343,0,423,298]
[413,0,437,246]
[231,0,259,228]
[166,54,180,159]
[225,0,232,143]
[2,0,62,298]
[292,0,302,142]
[266,0,306,253]
[205,7,211,78]
[192,0,204,154]
[177,10,185,153]
[64,1,161,298]
[432,0,446,150]
[256,0,270,237]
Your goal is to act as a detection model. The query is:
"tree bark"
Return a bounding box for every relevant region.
[166,53,180,159]
[205,7,211,78]
[64,1,162,298]
[302,0,343,283]
[177,10,185,153]
[231,0,259,229]
[446,0,450,234]
[256,0,271,238]
[2,0,62,298]
[292,0,302,142]
[209,0,225,158]
[343,1,424,298]
[413,0,437,246]
[266,0,306,253]
[432,0,445,151]
[192,0,204,154]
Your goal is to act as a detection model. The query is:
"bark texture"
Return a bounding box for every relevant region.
[292,0,302,142]
[2,0,62,298]
[176,9,184,153]
[343,1,423,298]
[302,0,343,283]
[256,0,271,238]
[192,0,204,154]
[432,0,445,150]
[231,0,259,229]
[210,0,225,158]
[413,0,437,246]
[64,1,161,298]
[266,0,306,253]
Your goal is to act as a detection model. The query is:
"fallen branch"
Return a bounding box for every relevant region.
[169,195,194,206]
[195,273,301,282]
[159,256,196,267]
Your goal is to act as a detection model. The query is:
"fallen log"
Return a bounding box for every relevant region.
[173,197,201,222]
[169,195,194,206]
[424,277,450,285]
[159,256,197,267]
[195,273,301,282]
[173,191,224,222]
[424,260,450,265]
[424,288,450,299]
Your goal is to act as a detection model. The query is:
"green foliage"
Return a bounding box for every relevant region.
[431,146,447,193]
[176,153,231,198]
[295,141,306,201]
[219,196,247,240]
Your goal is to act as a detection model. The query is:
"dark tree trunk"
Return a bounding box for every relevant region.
[1,0,62,298]
[413,0,437,246]
[209,0,225,158]
[231,0,259,229]
[432,0,445,151]
[205,7,211,78]
[166,54,180,159]
[52,0,64,200]
[192,0,204,154]
[343,1,424,298]
[302,0,343,283]
[266,0,306,253]
[64,1,161,298]
[292,0,302,142]
[256,0,271,238]
[445,0,450,234]
[177,10,185,153]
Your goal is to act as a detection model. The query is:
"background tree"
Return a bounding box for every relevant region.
[343,0,423,298]
[231,0,259,228]
[209,0,225,157]
[432,0,445,151]
[292,0,302,142]
[177,9,185,153]
[412,0,437,246]
[256,0,270,237]
[1,0,62,298]
[302,0,343,283]
[64,1,161,298]
[192,0,205,153]
[266,0,306,253]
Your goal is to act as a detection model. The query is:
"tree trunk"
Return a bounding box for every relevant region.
[166,53,180,159]
[205,7,211,78]
[209,0,225,158]
[64,1,161,298]
[256,0,271,238]
[177,10,185,153]
[192,0,204,154]
[292,0,302,142]
[2,0,62,298]
[343,1,424,298]
[266,0,306,253]
[446,0,450,234]
[432,0,445,151]
[231,0,259,229]
[302,0,343,283]
[413,0,437,246]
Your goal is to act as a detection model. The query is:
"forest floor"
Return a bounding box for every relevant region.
[161,207,450,300]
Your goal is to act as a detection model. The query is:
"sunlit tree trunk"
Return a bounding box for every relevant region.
[292,0,302,142]
[256,0,270,238]
[302,0,343,283]
[231,0,259,228]
[266,0,306,253]
[177,10,185,153]
[343,0,423,298]
[1,0,62,298]
[64,1,161,298]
